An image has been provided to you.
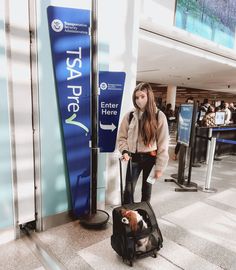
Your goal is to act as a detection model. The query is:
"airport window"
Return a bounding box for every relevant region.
[175,0,236,49]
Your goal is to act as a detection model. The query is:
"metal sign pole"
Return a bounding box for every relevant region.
[80,0,109,228]
[165,102,197,192]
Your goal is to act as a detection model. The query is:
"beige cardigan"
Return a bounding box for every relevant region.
[117,109,169,172]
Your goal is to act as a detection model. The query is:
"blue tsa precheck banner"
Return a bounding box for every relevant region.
[47,6,91,217]
[98,71,125,152]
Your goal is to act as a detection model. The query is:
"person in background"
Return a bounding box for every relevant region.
[229,102,235,113]
[117,82,169,204]
[186,96,194,104]
[164,103,175,119]
[164,103,176,132]
[218,100,225,111]
[201,98,210,112]
[198,98,210,124]
[222,103,232,125]
[229,103,236,123]
[215,106,221,112]
[201,105,216,127]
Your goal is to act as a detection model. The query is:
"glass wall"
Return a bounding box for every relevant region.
[175,0,236,49]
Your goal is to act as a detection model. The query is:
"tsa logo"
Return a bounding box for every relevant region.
[51,19,63,32]
[100,82,108,90]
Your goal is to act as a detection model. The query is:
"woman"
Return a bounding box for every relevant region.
[117,82,169,204]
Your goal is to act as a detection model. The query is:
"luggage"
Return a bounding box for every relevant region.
[110,158,163,267]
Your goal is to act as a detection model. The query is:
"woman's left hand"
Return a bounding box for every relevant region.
[154,170,163,179]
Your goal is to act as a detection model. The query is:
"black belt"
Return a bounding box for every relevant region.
[131,152,156,158]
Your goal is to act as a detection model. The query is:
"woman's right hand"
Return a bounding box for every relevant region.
[123,153,130,161]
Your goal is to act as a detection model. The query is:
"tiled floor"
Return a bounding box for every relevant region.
[1,136,236,269]
[0,238,44,270]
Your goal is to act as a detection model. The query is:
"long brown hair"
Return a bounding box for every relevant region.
[132,82,157,146]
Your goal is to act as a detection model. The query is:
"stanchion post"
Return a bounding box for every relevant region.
[206,128,212,165]
[200,137,217,193]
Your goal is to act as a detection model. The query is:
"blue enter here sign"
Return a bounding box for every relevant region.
[98,71,126,152]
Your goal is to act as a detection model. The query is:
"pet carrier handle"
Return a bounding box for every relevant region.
[119,157,124,205]
[119,157,134,205]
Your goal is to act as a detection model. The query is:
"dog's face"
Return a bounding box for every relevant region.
[120,209,138,232]
[120,209,146,232]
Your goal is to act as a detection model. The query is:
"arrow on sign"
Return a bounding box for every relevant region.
[99,121,116,132]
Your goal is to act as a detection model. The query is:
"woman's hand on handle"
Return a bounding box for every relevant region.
[123,153,130,161]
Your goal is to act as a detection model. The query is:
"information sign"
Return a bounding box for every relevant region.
[98,72,125,152]
[47,6,91,217]
[177,103,194,146]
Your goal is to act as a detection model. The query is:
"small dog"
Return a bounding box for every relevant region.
[120,209,151,252]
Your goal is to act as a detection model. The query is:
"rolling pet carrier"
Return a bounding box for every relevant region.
[111,158,163,267]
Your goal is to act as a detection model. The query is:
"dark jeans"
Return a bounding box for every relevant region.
[124,153,156,204]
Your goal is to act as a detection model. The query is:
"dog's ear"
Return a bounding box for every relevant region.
[120,209,126,216]
[127,212,138,232]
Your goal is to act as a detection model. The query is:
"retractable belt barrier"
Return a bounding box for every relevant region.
[216,138,236,145]
[212,127,236,132]
[200,130,236,193]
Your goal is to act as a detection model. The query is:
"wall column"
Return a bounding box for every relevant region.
[7,0,35,233]
[98,0,141,206]
[166,85,177,110]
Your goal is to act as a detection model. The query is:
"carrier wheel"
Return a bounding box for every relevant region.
[152,251,157,258]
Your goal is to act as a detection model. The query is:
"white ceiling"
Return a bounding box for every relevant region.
[137,29,236,94]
